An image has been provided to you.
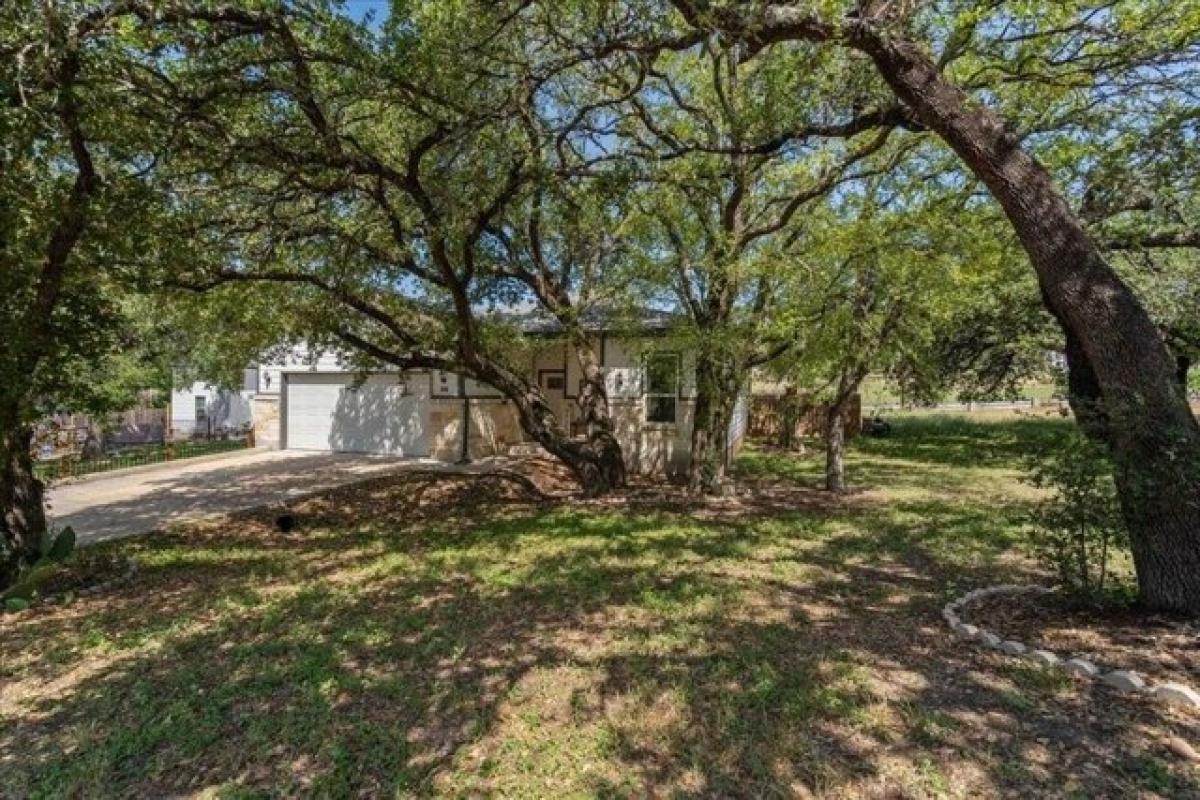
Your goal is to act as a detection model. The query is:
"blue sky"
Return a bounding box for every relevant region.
[340,0,391,24]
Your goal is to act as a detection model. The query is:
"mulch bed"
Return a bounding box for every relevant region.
[970,590,1200,691]
[236,455,856,534]
[213,465,563,539]
[173,455,858,549]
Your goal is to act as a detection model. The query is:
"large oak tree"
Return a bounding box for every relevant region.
[0,2,196,588]
[663,0,1200,611]
[153,2,642,494]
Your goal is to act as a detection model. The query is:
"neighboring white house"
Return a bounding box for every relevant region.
[171,350,346,444]
[169,380,254,437]
[171,319,748,475]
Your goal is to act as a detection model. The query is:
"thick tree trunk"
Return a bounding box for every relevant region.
[1,421,47,590]
[688,353,739,494]
[467,358,623,497]
[510,388,621,497]
[1062,327,1109,443]
[574,343,627,492]
[824,367,865,494]
[852,27,1200,612]
[825,404,847,493]
[0,45,97,591]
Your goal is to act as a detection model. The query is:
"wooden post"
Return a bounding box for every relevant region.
[457,374,471,465]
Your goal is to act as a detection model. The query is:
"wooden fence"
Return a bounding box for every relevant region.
[34,408,168,461]
[869,398,1070,413]
[748,394,862,442]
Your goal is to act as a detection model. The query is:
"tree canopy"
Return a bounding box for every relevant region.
[3,0,1200,608]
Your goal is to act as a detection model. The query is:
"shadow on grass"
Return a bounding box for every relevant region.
[4,415,1196,798]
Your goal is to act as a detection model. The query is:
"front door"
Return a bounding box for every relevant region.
[538,370,570,433]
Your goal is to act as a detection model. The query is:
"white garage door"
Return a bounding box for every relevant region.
[284,373,430,456]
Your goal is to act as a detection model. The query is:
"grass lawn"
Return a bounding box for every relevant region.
[3,415,1198,798]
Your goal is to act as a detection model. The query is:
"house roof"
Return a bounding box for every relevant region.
[504,306,680,336]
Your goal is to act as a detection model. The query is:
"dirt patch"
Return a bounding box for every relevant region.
[969,591,1200,692]
[212,455,857,537]
[221,468,555,536]
[478,455,580,495]
[571,469,863,521]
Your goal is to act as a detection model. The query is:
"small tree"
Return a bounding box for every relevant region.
[1025,432,1129,601]
[619,34,911,494]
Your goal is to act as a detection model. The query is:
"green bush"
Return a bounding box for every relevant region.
[1024,431,1129,600]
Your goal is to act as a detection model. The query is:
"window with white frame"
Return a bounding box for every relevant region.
[644,352,679,424]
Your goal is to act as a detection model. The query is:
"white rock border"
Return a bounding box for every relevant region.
[943,584,1200,713]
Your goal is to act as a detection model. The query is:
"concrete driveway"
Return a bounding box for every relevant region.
[47,449,439,545]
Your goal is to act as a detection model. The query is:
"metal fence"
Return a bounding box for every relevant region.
[749,394,863,441]
[34,435,251,483]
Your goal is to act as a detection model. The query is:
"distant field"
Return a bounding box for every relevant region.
[859,377,1063,409]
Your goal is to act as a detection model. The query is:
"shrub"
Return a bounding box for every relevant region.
[1024,431,1129,600]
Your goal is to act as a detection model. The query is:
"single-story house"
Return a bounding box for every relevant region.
[171,316,748,475]
[169,377,256,438]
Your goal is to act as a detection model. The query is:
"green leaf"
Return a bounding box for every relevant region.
[4,597,31,613]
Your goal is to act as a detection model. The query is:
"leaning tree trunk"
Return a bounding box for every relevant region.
[1,420,48,590]
[1176,352,1192,392]
[508,387,620,497]
[1059,327,1109,442]
[467,358,623,497]
[854,27,1200,612]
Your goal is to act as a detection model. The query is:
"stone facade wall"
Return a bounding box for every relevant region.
[428,399,525,461]
[257,338,714,476]
[252,395,280,448]
[611,398,695,475]
[425,395,696,476]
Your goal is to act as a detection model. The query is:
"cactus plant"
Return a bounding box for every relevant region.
[2,526,77,607]
[46,526,75,562]
[37,525,75,563]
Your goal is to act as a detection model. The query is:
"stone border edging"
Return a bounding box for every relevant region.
[943,584,1200,713]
